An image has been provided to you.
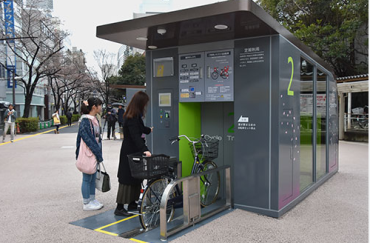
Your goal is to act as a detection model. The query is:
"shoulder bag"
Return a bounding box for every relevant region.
[96,162,111,192]
[75,120,97,174]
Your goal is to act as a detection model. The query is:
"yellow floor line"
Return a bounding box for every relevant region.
[129,238,148,243]
[0,124,73,146]
[93,214,148,243]
[94,214,139,236]
[95,229,119,236]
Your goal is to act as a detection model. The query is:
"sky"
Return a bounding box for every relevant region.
[53,0,224,76]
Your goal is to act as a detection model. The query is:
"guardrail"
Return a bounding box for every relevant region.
[344,114,368,131]
[159,165,231,241]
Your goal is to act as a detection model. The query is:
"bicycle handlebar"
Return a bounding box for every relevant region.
[169,134,206,146]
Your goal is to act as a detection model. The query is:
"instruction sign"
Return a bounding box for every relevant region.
[238,47,265,67]
[205,50,234,102]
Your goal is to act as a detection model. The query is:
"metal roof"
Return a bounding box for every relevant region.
[336,74,369,93]
[96,0,334,75]
[336,74,368,82]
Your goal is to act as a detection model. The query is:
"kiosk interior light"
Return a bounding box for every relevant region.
[214,24,228,30]
[136,37,148,41]
[157,28,166,35]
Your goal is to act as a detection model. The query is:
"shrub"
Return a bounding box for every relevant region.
[59,115,67,125]
[16,117,38,133]
[72,114,80,122]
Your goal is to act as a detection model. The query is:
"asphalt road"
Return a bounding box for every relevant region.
[0,124,368,243]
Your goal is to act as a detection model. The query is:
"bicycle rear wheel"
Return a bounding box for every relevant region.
[138,178,175,229]
[199,161,220,207]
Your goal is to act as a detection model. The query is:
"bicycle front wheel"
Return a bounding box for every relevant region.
[138,178,175,229]
[199,161,220,207]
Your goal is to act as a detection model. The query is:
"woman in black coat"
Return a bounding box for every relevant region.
[115,91,153,216]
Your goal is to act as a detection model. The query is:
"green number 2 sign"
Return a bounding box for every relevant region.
[287,57,294,96]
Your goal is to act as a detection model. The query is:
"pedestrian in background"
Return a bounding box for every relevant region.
[115,91,153,216]
[105,103,117,140]
[117,104,125,139]
[66,109,72,126]
[76,98,104,211]
[117,105,125,128]
[2,104,16,143]
[52,110,61,134]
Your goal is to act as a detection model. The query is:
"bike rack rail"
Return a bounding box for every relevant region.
[159,165,232,241]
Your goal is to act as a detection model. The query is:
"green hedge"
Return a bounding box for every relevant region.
[59,115,67,125]
[16,117,38,133]
[72,114,80,122]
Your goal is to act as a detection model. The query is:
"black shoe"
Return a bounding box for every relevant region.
[114,208,132,217]
[128,202,138,211]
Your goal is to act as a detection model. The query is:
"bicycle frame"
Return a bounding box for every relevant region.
[172,134,205,174]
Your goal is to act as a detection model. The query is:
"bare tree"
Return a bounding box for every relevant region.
[48,49,94,115]
[93,49,117,105]
[0,0,68,117]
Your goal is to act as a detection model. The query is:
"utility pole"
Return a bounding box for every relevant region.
[12,73,21,106]
[12,70,15,105]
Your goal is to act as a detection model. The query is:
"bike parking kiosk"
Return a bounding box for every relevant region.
[95,0,339,239]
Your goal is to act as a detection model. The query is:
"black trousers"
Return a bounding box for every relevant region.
[67,118,72,126]
[107,121,116,138]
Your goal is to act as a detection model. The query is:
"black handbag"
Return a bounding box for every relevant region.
[96,163,111,192]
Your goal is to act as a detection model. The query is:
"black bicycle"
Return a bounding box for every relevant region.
[127,134,220,230]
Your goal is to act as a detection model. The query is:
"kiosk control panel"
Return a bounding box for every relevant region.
[158,92,172,129]
[179,49,234,102]
[179,53,205,102]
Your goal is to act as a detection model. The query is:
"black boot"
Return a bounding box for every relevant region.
[114,208,132,217]
[128,202,138,211]
[114,203,132,216]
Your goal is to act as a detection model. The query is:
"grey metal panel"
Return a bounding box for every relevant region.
[148,48,179,157]
[278,37,301,209]
[234,37,271,209]
[201,102,233,167]
[178,41,234,54]
[270,35,280,210]
[146,51,154,152]
[201,103,224,168]
[201,102,234,201]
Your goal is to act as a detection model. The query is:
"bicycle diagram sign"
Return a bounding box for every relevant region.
[205,49,234,102]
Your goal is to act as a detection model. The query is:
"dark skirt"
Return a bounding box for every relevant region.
[116,183,141,204]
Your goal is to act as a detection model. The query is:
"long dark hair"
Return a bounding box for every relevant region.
[81,97,103,114]
[123,91,149,119]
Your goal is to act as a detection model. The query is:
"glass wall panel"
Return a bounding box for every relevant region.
[316,70,327,180]
[300,58,314,192]
[328,77,339,172]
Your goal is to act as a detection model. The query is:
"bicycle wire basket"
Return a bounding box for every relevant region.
[127,153,170,180]
[190,139,219,160]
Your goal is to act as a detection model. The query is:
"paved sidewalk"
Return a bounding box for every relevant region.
[0,126,368,243]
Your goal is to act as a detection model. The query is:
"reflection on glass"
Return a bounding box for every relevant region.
[328,77,339,171]
[316,70,327,180]
[300,58,314,192]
